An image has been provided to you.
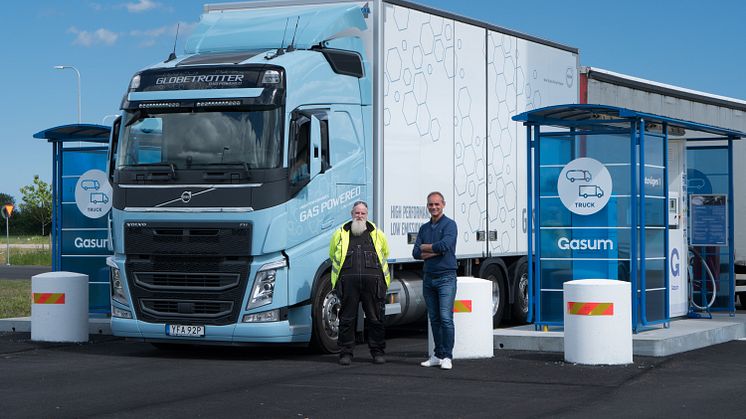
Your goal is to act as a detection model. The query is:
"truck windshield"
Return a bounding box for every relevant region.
[117,109,283,170]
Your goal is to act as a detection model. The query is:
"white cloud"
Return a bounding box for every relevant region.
[129,22,198,48]
[68,27,119,47]
[124,0,159,13]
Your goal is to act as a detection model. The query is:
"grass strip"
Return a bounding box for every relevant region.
[0,279,31,318]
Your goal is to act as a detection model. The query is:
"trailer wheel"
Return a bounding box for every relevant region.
[510,259,529,324]
[739,293,746,310]
[311,273,340,354]
[482,265,506,327]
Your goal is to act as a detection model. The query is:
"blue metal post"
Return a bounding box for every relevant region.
[729,138,735,315]
[52,142,62,271]
[663,123,670,323]
[534,124,543,328]
[527,124,534,324]
[630,121,639,332]
[640,120,648,325]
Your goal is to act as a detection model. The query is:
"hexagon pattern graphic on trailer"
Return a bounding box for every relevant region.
[383,4,578,259]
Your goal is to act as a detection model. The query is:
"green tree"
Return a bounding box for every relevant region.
[19,176,52,236]
[0,192,15,206]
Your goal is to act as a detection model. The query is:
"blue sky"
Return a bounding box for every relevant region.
[1,0,744,201]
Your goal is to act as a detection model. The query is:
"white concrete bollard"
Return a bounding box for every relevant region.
[428,276,494,360]
[31,272,89,343]
[563,279,632,365]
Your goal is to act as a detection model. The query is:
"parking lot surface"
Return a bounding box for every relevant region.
[2,327,745,418]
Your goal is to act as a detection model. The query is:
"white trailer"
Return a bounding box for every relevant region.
[377,0,578,322]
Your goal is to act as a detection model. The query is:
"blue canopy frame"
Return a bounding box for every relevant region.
[514,104,745,331]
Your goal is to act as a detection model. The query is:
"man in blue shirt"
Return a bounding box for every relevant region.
[412,191,458,370]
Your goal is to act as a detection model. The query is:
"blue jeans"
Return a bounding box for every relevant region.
[423,272,457,359]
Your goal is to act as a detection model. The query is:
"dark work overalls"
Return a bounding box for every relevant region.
[336,228,386,357]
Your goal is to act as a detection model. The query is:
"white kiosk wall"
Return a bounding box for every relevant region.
[668,140,688,317]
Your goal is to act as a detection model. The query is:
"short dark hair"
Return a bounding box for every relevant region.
[427,191,445,203]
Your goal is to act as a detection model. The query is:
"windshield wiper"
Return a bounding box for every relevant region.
[129,162,177,179]
[198,162,251,181]
[204,162,252,172]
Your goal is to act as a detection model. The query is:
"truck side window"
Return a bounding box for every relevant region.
[289,114,310,185]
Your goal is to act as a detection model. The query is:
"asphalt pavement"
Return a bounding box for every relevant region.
[0,265,50,279]
[2,326,746,418]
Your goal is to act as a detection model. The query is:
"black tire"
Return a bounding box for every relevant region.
[310,273,341,353]
[739,292,746,310]
[510,259,529,324]
[481,264,506,327]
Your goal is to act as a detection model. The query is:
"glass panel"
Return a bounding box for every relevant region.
[644,229,665,259]
[644,259,665,289]
[118,109,283,169]
[539,291,564,324]
[538,136,572,166]
[643,136,664,167]
[644,289,666,322]
[687,146,732,312]
[643,167,665,197]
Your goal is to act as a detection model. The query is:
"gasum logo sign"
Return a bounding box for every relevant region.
[558,157,613,215]
[74,237,109,249]
[557,237,614,251]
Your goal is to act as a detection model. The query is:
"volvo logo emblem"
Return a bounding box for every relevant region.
[180,191,192,203]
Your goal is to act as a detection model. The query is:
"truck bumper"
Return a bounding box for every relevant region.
[111,304,313,344]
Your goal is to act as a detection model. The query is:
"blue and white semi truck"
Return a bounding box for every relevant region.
[106,0,578,351]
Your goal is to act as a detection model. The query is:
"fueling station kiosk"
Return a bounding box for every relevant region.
[514,104,745,331]
[33,124,113,316]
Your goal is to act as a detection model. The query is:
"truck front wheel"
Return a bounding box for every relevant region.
[311,273,340,353]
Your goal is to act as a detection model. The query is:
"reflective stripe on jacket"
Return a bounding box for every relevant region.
[329,221,390,288]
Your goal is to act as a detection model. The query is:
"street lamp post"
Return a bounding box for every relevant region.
[53,65,81,124]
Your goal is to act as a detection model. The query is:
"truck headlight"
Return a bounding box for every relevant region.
[247,259,286,310]
[110,267,127,305]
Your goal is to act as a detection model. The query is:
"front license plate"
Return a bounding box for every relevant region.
[166,324,205,337]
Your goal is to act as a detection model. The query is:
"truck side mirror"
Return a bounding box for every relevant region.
[310,114,322,178]
[108,116,122,181]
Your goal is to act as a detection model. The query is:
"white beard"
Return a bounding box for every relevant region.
[350,219,367,236]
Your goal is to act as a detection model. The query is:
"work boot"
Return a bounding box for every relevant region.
[373,355,386,364]
[339,355,352,366]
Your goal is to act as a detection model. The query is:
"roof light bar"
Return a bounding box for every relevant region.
[138,102,180,109]
[196,100,242,107]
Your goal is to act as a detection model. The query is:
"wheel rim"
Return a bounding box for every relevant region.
[518,271,528,314]
[490,276,500,316]
[321,290,341,339]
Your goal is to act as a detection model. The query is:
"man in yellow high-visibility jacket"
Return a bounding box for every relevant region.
[329,201,390,365]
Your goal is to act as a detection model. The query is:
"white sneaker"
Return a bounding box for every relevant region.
[420,356,442,367]
[440,358,452,370]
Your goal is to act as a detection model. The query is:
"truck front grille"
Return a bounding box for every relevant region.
[134,272,241,291]
[126,256,250,326]
[140,299,234,318]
